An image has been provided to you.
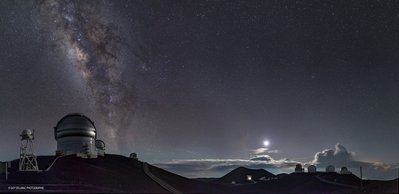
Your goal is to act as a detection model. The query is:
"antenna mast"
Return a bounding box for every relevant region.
[19,129,39,171]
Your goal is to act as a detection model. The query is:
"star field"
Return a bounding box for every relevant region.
[0,0,399,179]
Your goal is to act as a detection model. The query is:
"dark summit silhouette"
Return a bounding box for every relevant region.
[0,113,397,193]
[1,155,398,193]
[0,154,236,193]
[214,167,275,184]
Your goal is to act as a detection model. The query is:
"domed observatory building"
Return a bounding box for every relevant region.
[326,165,335,173]
[307,165,317,173]
[340,166,352,174]
[54,113,101,157]
[294,164,304,173]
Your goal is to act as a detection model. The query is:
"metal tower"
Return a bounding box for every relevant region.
[19,129,39,171]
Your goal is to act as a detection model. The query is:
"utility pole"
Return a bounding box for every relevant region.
[360,166,363,192]
[5,161,10,182]
[5,162,7,182]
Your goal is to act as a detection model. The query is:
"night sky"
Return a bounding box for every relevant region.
[0,0,398,179]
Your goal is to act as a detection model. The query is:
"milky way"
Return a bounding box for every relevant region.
[1,0,398,179]
[34,0,135,148]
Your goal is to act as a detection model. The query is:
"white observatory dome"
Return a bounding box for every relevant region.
[54,113,97,156]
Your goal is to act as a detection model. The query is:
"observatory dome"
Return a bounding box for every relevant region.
[95,140,105,149]
[326,165,335,173]
[95,139,105,156]
[55,113,96,140]
[294,164,304,173]
[54,113,97,156]
[340,166,352,174]
[307,165,317,173]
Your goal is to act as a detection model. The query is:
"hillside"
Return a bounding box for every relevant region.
[214,167,275,184]
[1,155,167,193]
[0,155,397,193]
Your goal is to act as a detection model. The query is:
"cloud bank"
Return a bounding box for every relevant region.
[154,143,398,180]
[154,155,300,178]
[250,148,279,155]
[310,143,398,180]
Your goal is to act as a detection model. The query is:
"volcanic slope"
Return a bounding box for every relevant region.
[214,167,275,184]
[0,154,233,193]
[1,155,397,193]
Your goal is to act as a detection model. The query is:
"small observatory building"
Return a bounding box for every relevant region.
[294,164,304,173]
[54,113,105,157]
[340,166,352,174]
[307,165,317,173]
[326,165,335,173]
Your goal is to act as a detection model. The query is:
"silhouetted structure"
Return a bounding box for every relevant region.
[130,153,138,160]
[326,165,335,173]
[308,165,317,173]
[340,166,351,174]
[19,129,39,171]
[95,140,105,156]
[295,164,304,173]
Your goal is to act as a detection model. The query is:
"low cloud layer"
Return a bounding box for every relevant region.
[154,156,299,178]
[251,148,279,155]
[154,143,398,180]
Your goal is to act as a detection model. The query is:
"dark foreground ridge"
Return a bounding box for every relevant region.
[0,155,397,193]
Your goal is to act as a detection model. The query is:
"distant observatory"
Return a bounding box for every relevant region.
[54,113,105,157]
[130,153,138,160]
[294,164,304,173]
[326,165,335,172]
[340,166,352,174]
[95,140,106,157]
[307,165,317,173]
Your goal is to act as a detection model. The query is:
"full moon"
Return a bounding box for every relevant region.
[263,140,270,147]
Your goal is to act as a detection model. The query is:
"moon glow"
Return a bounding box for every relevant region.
[263,140,270,147]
